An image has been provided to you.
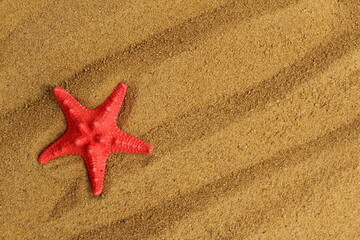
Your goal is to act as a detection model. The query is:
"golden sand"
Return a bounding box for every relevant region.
[1,0,359,239]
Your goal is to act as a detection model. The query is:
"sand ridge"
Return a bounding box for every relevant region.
[1,0,360,239]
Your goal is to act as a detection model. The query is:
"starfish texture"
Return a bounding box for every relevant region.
[39,83,153,195]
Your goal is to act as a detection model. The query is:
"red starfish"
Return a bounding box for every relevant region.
[39,83,153,195]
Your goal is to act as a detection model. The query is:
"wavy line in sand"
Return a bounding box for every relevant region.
[49,24,360,220]
[0,0,299,221]
[49,178,81,219]
[1,0,300,120]
[43,32,356,227]
[137,28,360,168]
[0,0,301,175]
[1,1,358,238]
[71,21,360,238]
[207,152,359,240]
[73,115,360,239]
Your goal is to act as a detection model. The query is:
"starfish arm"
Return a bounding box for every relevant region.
[83,153,108,195]
[112,130,153,154]
[54,87,86,118]
[98,83,127,119]
[39,132,82,164]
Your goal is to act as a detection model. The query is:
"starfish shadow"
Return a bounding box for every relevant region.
[49,178,82,219]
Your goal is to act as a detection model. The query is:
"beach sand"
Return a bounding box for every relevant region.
[1,0,360,239]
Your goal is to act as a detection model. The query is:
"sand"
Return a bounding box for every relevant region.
[1,0,359,239]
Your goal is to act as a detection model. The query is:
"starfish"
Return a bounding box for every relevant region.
[39,83,153,195]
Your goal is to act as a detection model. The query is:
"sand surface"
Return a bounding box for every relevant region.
[1,0,360,239]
